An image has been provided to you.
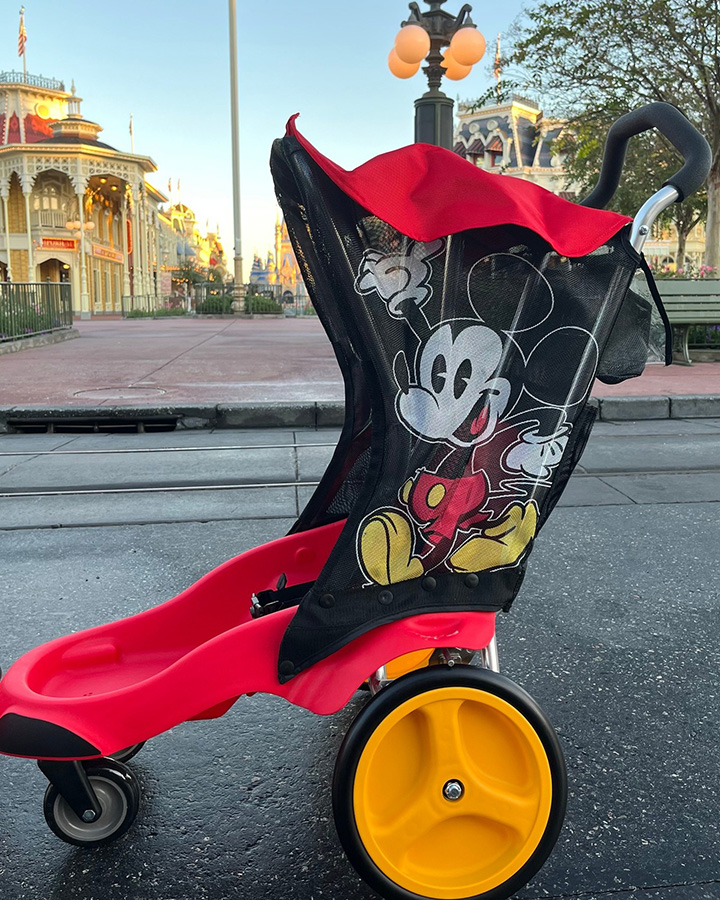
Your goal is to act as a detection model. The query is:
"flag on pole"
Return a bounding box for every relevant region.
[18,7,27,59]
[493,34,502,103]
[167,178,172,193]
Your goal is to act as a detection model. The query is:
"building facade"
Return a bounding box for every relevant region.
[165,203,226,281]
[455,94,707,269]
[643,221,707,272]
[454,94,575,196]
[249,214,307,302]
[0,70,184,316]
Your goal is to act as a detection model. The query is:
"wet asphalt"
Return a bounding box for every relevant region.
[0,421,719,900]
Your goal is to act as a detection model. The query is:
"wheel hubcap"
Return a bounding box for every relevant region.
[443,779,464,802]
[54,776,128,842]
[353,686,553,898]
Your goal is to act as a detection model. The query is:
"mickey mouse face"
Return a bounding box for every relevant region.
[395,322,511,447]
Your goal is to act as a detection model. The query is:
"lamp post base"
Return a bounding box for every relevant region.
[414,93,455,149]
[232,254,245,315]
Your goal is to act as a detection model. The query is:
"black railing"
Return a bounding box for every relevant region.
[0,282,73,342]
[0,71,65,91]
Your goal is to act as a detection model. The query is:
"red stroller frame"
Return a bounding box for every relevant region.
[0,103,710,900]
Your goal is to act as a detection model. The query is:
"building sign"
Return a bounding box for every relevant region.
[92,244,123,263]
[41,237,76,250]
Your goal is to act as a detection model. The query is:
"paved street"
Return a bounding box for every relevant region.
[1,318,720,408]
[0,421,719,899]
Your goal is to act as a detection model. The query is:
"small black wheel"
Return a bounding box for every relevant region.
[43,759,140,847]
[333,666,567,900]
[110,741,145,763]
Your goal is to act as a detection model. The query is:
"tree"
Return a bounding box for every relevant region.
[555,114,707,269]
[493,0,719,266]
[175,264,206,285]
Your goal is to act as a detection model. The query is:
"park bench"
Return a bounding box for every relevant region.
[657,279,720,365]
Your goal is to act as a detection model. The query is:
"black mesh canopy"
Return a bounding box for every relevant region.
[270,134,662,682]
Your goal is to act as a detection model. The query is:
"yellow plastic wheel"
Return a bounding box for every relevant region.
[384,649,434,681]
[333,667,566,900]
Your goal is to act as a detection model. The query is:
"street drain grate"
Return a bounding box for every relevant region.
[7,417,179,434]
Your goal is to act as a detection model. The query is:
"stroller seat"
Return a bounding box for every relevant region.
[0,518,494,759]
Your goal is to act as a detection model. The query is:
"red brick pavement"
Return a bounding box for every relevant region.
[0,318,718,408]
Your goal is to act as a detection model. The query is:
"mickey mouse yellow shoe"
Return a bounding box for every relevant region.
[359,510,425,586]
[449,501,537,573]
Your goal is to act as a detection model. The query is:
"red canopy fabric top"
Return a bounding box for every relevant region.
[286,115,633,258]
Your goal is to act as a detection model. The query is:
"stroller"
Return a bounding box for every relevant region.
[0,102,710,900]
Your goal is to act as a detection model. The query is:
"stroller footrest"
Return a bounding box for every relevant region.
[0,713,100,760]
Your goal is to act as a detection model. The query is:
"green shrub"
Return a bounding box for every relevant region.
[245,294,283,315]
[154,306,187,316]
[0,307,55,338]
[689,325,720,347]
[196,296,233,314]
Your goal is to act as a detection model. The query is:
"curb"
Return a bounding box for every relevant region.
[0,395,719,433]
[0,400,346,433]
[0,329,80,356]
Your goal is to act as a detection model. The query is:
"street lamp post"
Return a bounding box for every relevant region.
[65,217,95,319]
[228,0,244,313]
[389,0,486,149]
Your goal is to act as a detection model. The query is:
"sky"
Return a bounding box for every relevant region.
[1,0,527,280]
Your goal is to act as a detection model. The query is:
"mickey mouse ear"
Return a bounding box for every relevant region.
[467,253,554,334]
[523,327,599,408]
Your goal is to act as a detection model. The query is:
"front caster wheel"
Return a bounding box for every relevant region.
[43,760,140,847]
[333,666,567,900]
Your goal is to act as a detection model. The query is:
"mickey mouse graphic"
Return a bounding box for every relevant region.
[353,237,598,587]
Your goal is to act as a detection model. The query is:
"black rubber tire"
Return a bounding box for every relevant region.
[43,759,141,847]
[110,741,146,763]
[332,666,567,900]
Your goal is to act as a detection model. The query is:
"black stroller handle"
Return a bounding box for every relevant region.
[580,102,712,208]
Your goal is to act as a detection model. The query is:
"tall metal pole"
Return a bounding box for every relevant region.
[228,0,244,311]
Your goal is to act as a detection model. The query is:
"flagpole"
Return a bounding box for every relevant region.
[129,114,135,154]
[19,7,27,78]
[494,33,502,105]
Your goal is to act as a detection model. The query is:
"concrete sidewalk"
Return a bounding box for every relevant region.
[1,318,720,426]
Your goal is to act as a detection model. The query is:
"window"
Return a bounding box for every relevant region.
[32,174,72,228]
[486,136,504,169]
